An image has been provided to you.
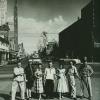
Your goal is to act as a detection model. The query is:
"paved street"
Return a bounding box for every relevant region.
[0,62,100,100]
[0,77,100,100]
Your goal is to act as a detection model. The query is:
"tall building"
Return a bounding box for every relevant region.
[0,0,7,26]
[81,0,100,43]
[59,0,100,61]
[14,0,18,51]
[17,43,25,58]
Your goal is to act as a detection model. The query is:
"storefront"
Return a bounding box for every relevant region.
[0,38,9,65]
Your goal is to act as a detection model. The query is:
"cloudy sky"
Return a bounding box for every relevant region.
[7,0,91,54]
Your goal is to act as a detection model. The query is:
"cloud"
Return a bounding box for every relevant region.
[7,16,68,54]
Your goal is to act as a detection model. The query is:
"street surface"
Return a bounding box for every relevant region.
[0,61,100,100]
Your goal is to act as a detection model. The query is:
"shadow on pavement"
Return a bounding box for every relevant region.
[0,93,11,100]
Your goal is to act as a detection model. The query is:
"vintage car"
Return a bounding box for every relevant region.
[32,58,42,64]
[60,58,81,64]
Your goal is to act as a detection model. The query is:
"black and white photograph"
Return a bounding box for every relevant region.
[0,0,100,100]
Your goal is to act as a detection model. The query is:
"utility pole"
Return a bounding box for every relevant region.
[14,0,18,52]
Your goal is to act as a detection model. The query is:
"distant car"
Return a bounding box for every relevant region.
[59,58,82,69]
[60,58,81,64]
[32,58,42,64]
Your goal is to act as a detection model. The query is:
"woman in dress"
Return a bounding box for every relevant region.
[34,64,43,100]
[57,63,69,100]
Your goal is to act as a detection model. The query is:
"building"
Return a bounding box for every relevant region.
[59,0,100,61]
[59,19,93,59]
[0,0,7,26]
[0,23,9,65]
[17,43,26,59]
[81,0,100,42]
[0,0,18,61]
[8,22,17,59]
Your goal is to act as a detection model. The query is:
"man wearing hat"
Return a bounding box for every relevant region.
[79,61,93,100]
[11,60,26,100]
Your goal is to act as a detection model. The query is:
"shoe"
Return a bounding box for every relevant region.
[71,97,77,100]
[26,98,29,100]
[46,96,49,99]
[39,97,41,100]
[80,95,84,99]
[73,98,77,100]
[88,96,92,100]
[49,97,54,99]
[59,98,61,100]
[61,96,65,98]
[29,98,31,100]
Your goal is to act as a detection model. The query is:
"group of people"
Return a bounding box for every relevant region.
[11,58,93,100]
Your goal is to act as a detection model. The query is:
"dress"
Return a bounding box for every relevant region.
[57,69,69,93]
[34,69,43,93]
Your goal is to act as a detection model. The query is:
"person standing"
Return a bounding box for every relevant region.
[34,64,43,100]
[56,63,69,100]
[44,61,56,99]
[25,59,34,100]
[11,60,26,100]
[67,61,80,100]
[79,61,93,100]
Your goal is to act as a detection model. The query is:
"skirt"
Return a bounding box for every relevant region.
[34,78,43,93]
[57,76,69,93]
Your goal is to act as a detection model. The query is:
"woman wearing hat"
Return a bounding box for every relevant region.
[34,64,44,100]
